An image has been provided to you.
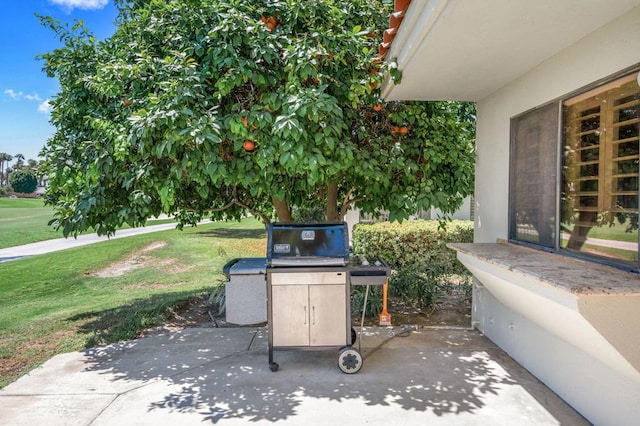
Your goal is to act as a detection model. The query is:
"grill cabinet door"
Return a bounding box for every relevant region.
[270,271,347,348]
[309,284,346,345]
[271,285,309,346]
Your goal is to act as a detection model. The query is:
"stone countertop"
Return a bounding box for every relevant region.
[448,242,640,296]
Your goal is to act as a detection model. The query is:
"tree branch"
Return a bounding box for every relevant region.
[234,198,271,225]
[340,194,366,219]
[208,186,271,224]
[340,187,355,212]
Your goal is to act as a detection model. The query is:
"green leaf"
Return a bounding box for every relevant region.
[37,0,475,231]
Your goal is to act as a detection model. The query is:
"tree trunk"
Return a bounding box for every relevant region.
[566,210,597,251]
[326,183,340,222]
[272,195,293,223]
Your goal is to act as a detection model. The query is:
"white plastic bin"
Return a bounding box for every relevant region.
[224,258,267,325]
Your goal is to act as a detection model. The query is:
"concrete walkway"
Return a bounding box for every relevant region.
[0,221,207,262]
[0,326,588,425]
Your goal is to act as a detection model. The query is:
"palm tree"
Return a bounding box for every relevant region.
[37,160,47,187]
[0,153,13,186]
[13,153,25,171]
[0,153,5,186]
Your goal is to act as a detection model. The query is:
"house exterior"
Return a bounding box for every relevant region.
[381,1,640,424]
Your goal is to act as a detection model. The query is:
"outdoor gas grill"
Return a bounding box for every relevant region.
[266,222,390,374]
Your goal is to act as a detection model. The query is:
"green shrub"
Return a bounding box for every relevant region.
[351,283,384,318]
[8,170,37,194]
[352,220,473,270]
[351,220,473,314]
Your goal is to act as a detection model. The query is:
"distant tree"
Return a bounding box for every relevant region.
[13,153,25,171]
[34,160,46,187]
[0,153,12,186]
[9,169,38,194]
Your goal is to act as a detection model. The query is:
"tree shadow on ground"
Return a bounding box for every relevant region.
[67,291,208,347]
[78,328,586,424]
[195,228,266,240]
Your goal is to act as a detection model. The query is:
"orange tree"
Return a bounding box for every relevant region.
[39,0,475,236]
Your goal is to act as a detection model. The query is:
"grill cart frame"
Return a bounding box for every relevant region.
[266,223,389,374]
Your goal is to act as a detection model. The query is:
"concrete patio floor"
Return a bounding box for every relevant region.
[0,326,589,425]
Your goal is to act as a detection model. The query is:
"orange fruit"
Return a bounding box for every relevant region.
[399,126,408,135]
[264,16,278,31]
[373,104,382,112]
[243,140,255,151]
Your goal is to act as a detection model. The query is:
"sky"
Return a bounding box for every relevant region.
[0,0,118,167]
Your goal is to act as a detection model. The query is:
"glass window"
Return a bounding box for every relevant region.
[561,73,639,266]
[509,103,559,248]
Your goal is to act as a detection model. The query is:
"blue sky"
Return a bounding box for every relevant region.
[0,0,118,166]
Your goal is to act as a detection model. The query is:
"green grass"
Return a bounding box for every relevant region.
[0,218,266,388]
[584,224,638,243]
[561,218,638,262]
[0,198,177,249]
[0,199,62,248]
[562,219,638,243]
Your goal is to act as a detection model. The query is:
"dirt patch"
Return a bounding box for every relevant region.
[140,295,216,337]
[0,329,78,388]
[153,287,472,333]
[387,292,472,328]
[93,241,169,277]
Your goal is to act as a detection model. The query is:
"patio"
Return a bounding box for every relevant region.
[0,326,587,425]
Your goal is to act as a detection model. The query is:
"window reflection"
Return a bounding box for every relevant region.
[561,73,639,264]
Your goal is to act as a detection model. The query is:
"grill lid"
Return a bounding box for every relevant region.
[266,222,349,265]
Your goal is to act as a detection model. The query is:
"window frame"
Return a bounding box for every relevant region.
[508,64,640,272]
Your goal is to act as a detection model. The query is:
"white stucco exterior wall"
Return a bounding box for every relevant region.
[474,6,640,243]
[467,7,640,424]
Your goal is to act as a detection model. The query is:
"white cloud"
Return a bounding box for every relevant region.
[38,100,53,114]
[4,89,23,99]
[48,0,109,11]
[4,89,44,103]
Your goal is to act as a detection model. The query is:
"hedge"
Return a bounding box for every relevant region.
[351,220,473,312]
[352,220,473,272]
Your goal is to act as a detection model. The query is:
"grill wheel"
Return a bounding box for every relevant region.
[338,346,363,374]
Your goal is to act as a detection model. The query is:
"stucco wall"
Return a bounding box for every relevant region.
[474,6,640,243]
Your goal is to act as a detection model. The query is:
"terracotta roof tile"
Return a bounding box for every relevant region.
[378,0,411,59]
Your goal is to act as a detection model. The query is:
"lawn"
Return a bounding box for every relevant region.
[0,198,176,249]
[561,218,638,243]
[0,218,266,388]
[0,199,61,248]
